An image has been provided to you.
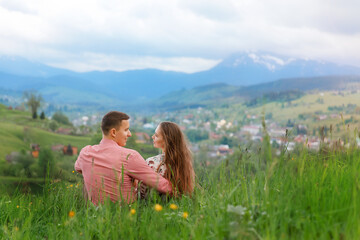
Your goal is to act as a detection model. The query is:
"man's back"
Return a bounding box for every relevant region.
[75,138,172,205]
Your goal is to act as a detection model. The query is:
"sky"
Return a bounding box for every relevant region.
[0,0,359,73]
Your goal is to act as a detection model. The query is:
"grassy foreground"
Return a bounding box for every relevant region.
[0,146,359,239]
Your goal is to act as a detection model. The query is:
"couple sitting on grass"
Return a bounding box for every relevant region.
[75,111,195,205]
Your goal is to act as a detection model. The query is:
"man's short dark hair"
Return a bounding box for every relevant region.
[101,111,129,135]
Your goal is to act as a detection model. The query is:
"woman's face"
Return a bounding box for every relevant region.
[152,125,165,151]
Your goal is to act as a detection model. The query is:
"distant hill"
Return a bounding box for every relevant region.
[151,83,242,110]
[0,71,118,108]
[150,75,360,110]
[236,75,360,97]
[1,52,360,112]
[0,56,74,77]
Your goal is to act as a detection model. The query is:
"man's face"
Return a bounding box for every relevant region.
[114,120,132,147]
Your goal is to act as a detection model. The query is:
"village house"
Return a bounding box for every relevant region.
[135,132,151,144]
[307,137,321,150]
[241,124,262,135]
[63,144,78,156]
[268,127,288,138]
[206,144,233,158]
[30,143,40,158]
[216,144,233,156]
[209,132,222,140]
[293,135,307,143]
[317,115,328,121]
[56,127,73,135]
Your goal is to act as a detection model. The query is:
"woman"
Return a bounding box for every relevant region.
[140,121,195,198]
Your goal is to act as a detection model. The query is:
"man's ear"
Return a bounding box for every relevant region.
[109,128,116,138]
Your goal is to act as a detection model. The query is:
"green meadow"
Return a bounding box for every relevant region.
[0,104,90,161]
[250,91,360,123]
[1,100,360,239]
[1,142,359,239]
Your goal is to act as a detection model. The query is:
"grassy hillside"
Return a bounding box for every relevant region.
[1,143,359,239]
[0,104,91,162]
[217,90,360,141]
[254,91,359,118]
[251,91,360,119]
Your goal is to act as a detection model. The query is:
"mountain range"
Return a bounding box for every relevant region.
[1,52,360,112]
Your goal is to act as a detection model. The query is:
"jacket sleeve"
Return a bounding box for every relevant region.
[124,151,172,194]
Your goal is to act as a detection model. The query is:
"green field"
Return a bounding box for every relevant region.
[0,104,91,161]
[0,143,359,239]
[251,91,360,123]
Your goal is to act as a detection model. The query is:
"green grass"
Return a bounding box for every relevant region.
[0,176,44,182]
[1,146,359,239]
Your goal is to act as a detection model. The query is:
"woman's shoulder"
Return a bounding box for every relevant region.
[146,153,164,161]
[146,154,164,164]
[146,154,166,174]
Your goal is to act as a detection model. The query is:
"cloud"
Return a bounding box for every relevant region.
[0,0,38,15]
[46,52,221,73]
[0,0,359,72]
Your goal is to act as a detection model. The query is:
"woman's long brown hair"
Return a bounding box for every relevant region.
[159,122,195,196]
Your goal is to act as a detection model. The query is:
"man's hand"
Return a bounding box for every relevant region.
[139,181,149,199]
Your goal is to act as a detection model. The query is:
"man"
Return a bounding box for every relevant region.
[75,111,172,205]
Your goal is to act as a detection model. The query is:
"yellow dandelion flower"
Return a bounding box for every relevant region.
[14,226,19,231]
[16,205,19,208]
[72,171,75,173]
[154,204,163,212]
[68,211,75,218]
[183,211,189,219]
[169,204,178,210]
[130,209,136,215]
[70,184,73,188]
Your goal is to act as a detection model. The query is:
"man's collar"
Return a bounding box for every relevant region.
[100,138,118,146]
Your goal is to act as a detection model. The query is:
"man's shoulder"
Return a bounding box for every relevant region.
[79,145,92,153]
[118,147,146,164]
[120,147,141,157]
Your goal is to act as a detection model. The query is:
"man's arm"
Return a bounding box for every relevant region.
[125,152,172,194]
[74,149,84,174]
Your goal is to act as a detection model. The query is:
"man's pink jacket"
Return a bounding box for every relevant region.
[75,138,172,205]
